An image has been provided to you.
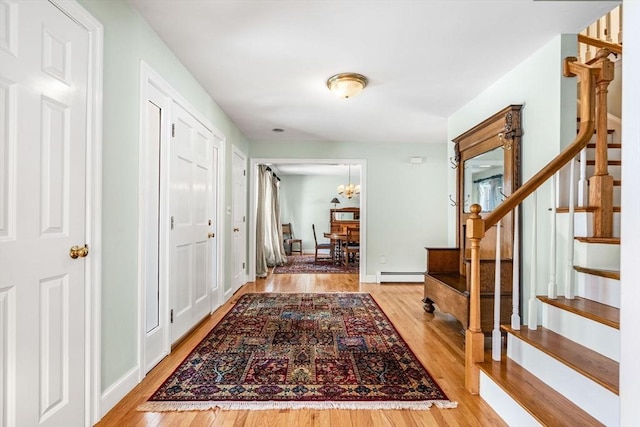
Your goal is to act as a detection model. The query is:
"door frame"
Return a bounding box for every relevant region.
[248,158,367,282]
[137,62,225,382]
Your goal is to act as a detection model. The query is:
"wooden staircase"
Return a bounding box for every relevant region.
[469,35,623,426]
[478,116,623,425]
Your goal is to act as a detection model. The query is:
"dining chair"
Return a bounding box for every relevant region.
[342,227,360,268]
[312,224,332,263]
[282,223,302,255]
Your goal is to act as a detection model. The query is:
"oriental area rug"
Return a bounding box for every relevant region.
[273,255,358,274]
[139,293,456,411]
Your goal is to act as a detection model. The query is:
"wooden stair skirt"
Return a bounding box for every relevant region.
[423,248,513,333]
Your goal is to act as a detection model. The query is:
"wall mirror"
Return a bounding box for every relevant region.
[463,147,505,213]
[453,104,522,267]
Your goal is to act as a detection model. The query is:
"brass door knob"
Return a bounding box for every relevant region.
[208,232,215,238]
[69,244,89,259]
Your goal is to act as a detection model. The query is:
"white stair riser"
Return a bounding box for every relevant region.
[614,185,621,206]
[541,303,619,362]
[479,373,542,427]
[586,146,621,161]
[507,334,619,426]
[573,240,620,271]
[571,212,621,238]
[576,272,620,308]
[586,164,621,180]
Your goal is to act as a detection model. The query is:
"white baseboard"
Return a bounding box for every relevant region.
[362,274,377,283]
[376,272,424,283]
[99,365,140,418]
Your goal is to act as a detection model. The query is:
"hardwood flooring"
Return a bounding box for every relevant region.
[96,272,506,426]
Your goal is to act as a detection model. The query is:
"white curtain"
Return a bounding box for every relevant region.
[476,174,504,212]
[256,165,287,277]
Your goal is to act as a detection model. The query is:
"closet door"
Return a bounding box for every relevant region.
[169,102,214,344]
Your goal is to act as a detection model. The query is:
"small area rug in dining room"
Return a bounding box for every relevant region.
[273,254,358,274]
[139,293,456,411]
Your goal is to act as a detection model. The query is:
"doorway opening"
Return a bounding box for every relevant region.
[249,158,366,282]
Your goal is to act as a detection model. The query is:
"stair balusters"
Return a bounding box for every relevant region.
[566,158,577,299]
[578,150,588,206]
[528,191,539,330]
[492,220,502,361]
[511,205,521,330]
[548,174,558,299]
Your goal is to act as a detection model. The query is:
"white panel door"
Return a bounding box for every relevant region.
[0,1,89,425]
[231,149,247,293]
[169,102,214,344]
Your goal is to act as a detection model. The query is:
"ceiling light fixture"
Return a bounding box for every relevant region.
[337,164,360,199]
[326,73,368,99]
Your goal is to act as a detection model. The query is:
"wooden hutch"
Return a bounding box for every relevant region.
[423,105,522,333]
[330,207,360,234]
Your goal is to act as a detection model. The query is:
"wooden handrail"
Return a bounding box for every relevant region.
[578,34,622,55]
[464,56,602,394]
[483,58,596,230]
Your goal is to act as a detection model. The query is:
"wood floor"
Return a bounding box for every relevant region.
[96,272,507,426]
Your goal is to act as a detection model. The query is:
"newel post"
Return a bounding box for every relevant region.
[465,204,485,394]
[590,48,615,237]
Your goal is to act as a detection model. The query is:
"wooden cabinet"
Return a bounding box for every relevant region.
[330,207,359,234]
[423,105,522,332]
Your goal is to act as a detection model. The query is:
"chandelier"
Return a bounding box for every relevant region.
[337,165,360,199]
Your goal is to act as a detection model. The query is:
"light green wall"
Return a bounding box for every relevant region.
[250,142,450,276]
[78,0,249,393]
[279,175,360,252]
[448,35,578,324]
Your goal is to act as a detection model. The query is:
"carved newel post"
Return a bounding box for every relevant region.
[590,48,615,238]
[465,203,485,394]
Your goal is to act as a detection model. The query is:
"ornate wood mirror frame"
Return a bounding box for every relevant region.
[454,105,522,276]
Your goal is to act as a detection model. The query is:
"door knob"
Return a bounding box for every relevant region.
[233,227,240,232]
[69,244,89,259]
[208,232,215,238]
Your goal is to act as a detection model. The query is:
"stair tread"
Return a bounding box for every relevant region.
[575,236,621,244]
[574,265,620,280]
[586,159,621,165]
[538,296,620,329]
[478,352,605,426]
[586,143,621,148]
[556,206,621,213]
[502,325,619,395]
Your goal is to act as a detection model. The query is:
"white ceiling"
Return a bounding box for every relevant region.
[128,0,616,145]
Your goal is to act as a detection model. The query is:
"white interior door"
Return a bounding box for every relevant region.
[231,148,247,294]
[169,101,214,344]
[0,1,89,425]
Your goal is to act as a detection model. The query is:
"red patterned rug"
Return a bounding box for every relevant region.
[139,293,456,411]
[273,255,358,274]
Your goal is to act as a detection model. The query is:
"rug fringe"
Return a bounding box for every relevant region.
[137,399,458,412]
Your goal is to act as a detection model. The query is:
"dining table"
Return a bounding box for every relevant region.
[323,232,347,263]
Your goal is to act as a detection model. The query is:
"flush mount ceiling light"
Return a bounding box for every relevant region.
[326,73,368,99]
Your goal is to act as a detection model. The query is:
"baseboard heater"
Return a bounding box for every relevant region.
[376,271,424,283]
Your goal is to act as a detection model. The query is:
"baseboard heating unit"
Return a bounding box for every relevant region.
[376,271,424,283]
